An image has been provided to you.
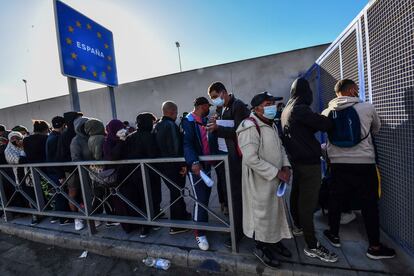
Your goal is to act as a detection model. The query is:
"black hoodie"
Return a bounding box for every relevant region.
[56,112,82,164]
[281,78,333,165]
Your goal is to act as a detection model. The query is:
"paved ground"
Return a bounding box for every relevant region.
[0,232,229,276]
[1,170,414,275]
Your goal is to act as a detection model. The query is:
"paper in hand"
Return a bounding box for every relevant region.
[200,170,214,187]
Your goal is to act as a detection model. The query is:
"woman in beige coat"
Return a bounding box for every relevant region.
[236,92,292,269]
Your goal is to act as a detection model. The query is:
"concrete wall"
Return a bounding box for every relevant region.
[0,44,328,129]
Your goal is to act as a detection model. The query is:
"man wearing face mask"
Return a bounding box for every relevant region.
[182,97,217,251]
[206,82,250,248]
[237,92,292,269]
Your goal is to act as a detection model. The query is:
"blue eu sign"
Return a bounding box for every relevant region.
[54,0,118,86]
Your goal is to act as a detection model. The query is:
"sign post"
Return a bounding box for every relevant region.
[54,0,118,115]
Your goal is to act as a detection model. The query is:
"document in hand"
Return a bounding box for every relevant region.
[200,170,214,187]
[216,120,235,152]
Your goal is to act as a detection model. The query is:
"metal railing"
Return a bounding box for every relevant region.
[0,155,238,252]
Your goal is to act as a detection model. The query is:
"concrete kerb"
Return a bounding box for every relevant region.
[0,222,370,275]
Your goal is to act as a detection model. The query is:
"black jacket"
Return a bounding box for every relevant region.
[123,130,159,160]
[23,134,48,163]
[153,116,185,170]
[46,131,64,177]
[215,94,250,161]
[281,78,333,165]
[153,116,183,158]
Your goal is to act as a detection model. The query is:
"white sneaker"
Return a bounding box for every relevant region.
[196,235,209,251]
[75,219,85,231]
[340,212,356,225]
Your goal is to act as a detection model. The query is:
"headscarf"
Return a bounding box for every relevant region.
[103,119,124,160]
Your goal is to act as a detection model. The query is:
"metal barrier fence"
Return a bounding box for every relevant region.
[0,155,239,252]
[303,0,414,254]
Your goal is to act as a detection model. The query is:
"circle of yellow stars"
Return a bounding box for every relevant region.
[65,20,114,79]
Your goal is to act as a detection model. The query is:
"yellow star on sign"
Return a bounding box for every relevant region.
[71,53,77,59]
[107,56,112,61]
[104,43,109,49]
[101,72,106,77]
[76,21,81,28]
[68,26,74,32]
[66,37,72,44]
[97,32,102,38]
[81,65,87,71]
[92,71,97,77]
[107,65,112,71]
[86,23,92,30]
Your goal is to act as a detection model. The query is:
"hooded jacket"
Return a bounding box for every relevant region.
[85,119,105,161]
[56,112,82,163]
[281,78,333,165]
[70,117,92,161]
[322,96,380,164]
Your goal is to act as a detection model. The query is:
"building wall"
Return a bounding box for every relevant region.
[0,44,328,129]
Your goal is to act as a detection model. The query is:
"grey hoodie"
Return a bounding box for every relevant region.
[70,117,92,161]
[84,119,105,161]
[322,96,381,164]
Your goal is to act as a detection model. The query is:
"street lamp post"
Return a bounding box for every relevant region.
[22,79,29,103]
[175,41,182,72]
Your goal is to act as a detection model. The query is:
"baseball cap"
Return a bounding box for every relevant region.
[250,91,283,107]
[194,97,212,107]
[52,116,65,128]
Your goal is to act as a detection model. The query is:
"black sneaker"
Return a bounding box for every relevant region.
[139,226,150,238]
[50,217,59,224]
[253,246,280,269]
[30,215,40,226]
[304,242,338,263]
[324,230,341,248]
[272,241,292,258]
[169,228,189,235]
[59,218,73,226]
[366,244,396,260]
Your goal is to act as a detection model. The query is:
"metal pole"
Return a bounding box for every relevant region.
[67,77,81,111]
[108,86,117,119]
[175,41,182,72]
[22,79,28,103]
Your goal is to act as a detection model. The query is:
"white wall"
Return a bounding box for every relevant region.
[0,44,328,129]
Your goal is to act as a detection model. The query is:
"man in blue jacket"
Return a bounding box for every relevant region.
[182,97,216,251]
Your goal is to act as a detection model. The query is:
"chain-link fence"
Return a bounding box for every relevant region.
[303,0,414,254]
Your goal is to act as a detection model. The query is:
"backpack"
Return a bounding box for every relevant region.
[327,106,369,147]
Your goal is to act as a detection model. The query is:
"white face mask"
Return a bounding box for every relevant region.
[263,105,277,119]
[212,95,225,107]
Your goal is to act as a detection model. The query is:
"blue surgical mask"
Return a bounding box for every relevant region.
[263,105,277,119]
[212,97,224,107]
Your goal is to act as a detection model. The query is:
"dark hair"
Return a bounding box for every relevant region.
[208,82,227,95]
[33,120,50,133]
[123,121,130,126]
[335,79,356,94]
[0,124,5,132]
[136,112,157,131]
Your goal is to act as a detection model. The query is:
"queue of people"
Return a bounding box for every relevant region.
[0,79,395,269]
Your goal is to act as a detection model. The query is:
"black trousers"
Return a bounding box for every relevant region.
[214,157,228,207]
[290,163,321,248]
[329,163,380,246]
[160,166,188,220]
[229,155,243,241]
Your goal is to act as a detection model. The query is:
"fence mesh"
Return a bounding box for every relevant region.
[304,0,414,253]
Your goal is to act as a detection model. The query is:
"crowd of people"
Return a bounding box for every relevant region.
[0,79,395,269]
